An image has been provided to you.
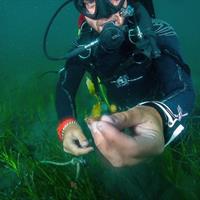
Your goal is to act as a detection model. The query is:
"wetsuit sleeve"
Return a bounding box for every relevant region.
[55,58,86,121]
[139,20,196,146]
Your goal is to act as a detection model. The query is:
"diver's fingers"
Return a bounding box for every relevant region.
[64,141,94,156]
[88,121,106,147]
[88,121,118,164]
[88,120,137,167]
[95,121,134,146]
[100,109,141,130]
[88,120,131,149]
[73,130,90,148]
[101,106,157,130]
[63,126,94,156]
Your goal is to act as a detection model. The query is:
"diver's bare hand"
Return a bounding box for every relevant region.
[87,106,164,167]
[62,124,94,156]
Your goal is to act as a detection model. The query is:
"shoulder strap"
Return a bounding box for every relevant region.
[131,0,155,18]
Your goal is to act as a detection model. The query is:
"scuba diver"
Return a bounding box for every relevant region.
[55,0,195,167]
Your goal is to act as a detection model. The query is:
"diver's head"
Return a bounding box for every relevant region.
[74,0,128,32]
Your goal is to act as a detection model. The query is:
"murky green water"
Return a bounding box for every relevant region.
[0,0,200,199]
[1,0,200,89]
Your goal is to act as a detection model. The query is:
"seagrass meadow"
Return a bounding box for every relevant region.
[1,0,200,199]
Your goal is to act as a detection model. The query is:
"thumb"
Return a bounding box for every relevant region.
[101,106,147,130]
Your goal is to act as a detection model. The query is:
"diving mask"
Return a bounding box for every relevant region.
[74,0,125,19]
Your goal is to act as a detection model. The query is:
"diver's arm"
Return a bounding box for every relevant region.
[55,60,84,121]
[56,58,94,155]
[140,33,195,146]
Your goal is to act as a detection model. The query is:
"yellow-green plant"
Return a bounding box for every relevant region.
[85,76,117,118]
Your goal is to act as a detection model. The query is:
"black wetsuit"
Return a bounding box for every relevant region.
[55,12,195,146]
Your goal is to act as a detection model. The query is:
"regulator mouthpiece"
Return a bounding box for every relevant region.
[99,22,125,52]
